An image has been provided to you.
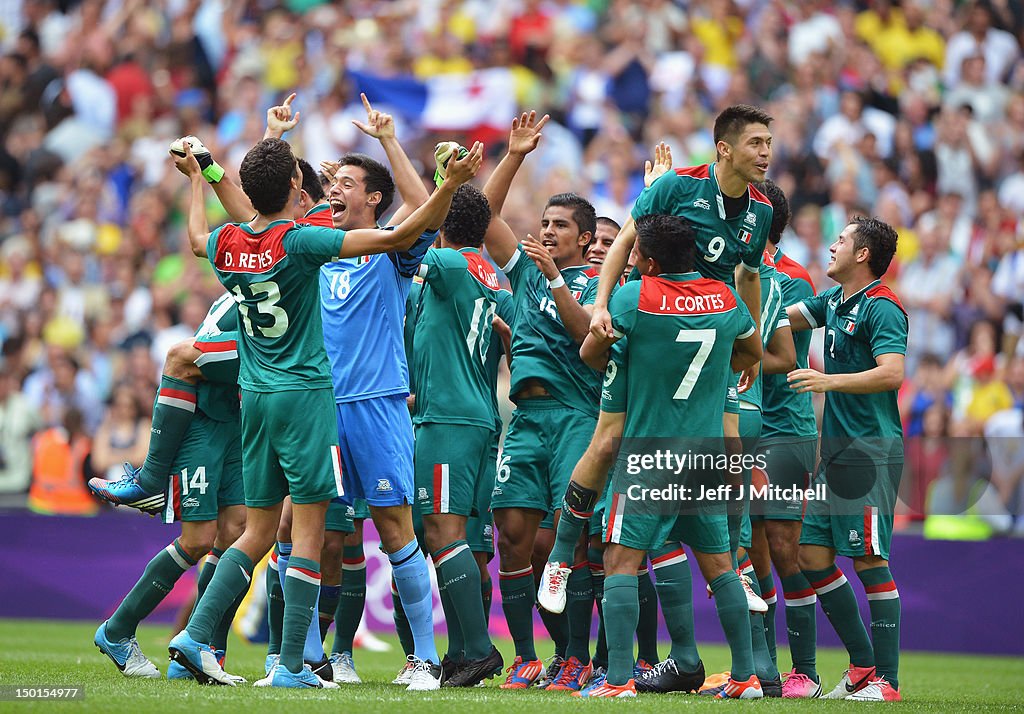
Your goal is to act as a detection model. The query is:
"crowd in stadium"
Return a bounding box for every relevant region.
[1,0,1021,529]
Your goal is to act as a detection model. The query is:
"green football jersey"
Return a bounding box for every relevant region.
[206,219,344,392]
[795,280,908,463]
[738,258,788,410]
[193,292,239,422]
[631,164,774,284]
[761,247,817,438]
[501,248,602,417]
[411,247,503,428]
[607,273,756,439]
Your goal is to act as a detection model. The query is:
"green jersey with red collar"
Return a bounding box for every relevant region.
[606,272,756,438]
[410,247,503,428]
[795,280,908,463]
[630,164,774,284]
[206,219,344,392]
[501,247,602,417]
[761,247,818,438]
[738,251,788,411]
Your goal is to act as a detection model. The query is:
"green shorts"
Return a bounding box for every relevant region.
[164,411,244,523]
[800,459,902,560]
[325,497,370,533]
[194,331,240,385]
[240,388,342,507]
[491,398,596,516]
[604,457,730,554]
[752,435,817,521]
[737,405,762,549]
[415,423,495,518]
[466,437,498,556]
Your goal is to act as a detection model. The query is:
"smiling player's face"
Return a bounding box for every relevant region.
[329,166,378,230]
[724,122,772,185]
[540,205,590,265]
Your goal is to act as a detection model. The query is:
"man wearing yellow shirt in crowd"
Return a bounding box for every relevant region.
[855,0,944,72]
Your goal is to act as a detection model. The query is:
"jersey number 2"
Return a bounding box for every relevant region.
[673,329,716,399]
[232,281,288,338]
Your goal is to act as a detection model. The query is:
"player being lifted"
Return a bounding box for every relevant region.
[786,217,907,702]
[90,294,247,681]
[572,214,763,698]
[481,111,603,692]
[164,135,481,688]
[548,106,775,612]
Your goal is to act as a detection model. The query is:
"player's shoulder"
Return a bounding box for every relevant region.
[748,183,773,213]
[774,251,816,292]
[864,282,908,318]
[674,164,712,180]
[300,204,334,228]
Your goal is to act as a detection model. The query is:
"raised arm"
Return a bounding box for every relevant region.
[350,94,430,225]
[263,92,300,140]
[339,142,483,258]
[482,111,548,216]
[172,144,210,257]
[170,136,254,223]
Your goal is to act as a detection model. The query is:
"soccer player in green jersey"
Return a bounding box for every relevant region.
[786,217,907,703]
[408,184,504,686]
[748,181,823,698]
[571,214,763,698]
[90,294,247,681]
[701,180,796,698]
[480,112,602,691]
[165,136,481,688]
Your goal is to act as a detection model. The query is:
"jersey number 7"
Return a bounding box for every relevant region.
[673,329,716,400]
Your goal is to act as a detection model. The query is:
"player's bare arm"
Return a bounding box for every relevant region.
[174,143,210,258]
[170,138,254,224]
[579,331,618,372]
[350,94,430,226]
[492,315,513,371]
[590,143,672,338]
[787,352,904,394]
[761,324,796,375]
[482,110,548,216]
[339,142,483,258]
[522,234,593,345]
[731,329,763,373]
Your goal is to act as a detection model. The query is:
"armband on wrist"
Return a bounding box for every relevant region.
[201,162,225,183]
[548,275,565,289]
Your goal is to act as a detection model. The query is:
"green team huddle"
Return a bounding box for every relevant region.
[89,100,909,702]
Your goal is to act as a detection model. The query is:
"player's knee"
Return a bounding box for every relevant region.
[178,526,216,560]
[321,531,345,562]
[165,340,202,383]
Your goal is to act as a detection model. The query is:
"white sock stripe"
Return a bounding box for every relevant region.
[740,564,755,576]
[194,350,237,367]
[268,557,279,572]
[499,566,533,577]
[435,543,470,567]
[206,554,220,566]
[784,594,817,607]
[813,573,848,595]
[866,589,900,601]
[164,544,191,570]
[156,395,196,412]
[285,567,319,585]
[650,552,687,569]
[341,561,367,571]
[763,593,778,605]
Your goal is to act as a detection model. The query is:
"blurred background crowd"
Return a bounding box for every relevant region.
[0,0,1021,537]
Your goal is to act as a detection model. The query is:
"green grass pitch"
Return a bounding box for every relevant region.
[1,619,1021,711]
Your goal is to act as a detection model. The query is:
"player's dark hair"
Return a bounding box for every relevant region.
[297,157,325,203]
[714,104,773,146]
[443,185,491,248]
[338,153,395,221]
[239,138,298,215]
[758,179,790,245]
[597,216,622,232]
[635,214,697,274]
[851,215,898,278]
[545,193,597,248]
